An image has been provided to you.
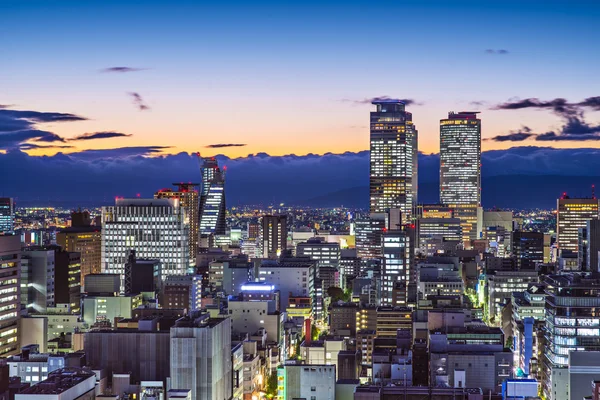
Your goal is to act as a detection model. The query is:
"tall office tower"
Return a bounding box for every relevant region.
[54,249,81,313]
[260,215,287,258]
[0,198,14,234]
[296,237,340,268]
[512,231,544,270]
[155,183,199,265]
[416,204,454,219]
[170,315,232,400]
[542,274,600,400]
[587,219,600,272]
[557,196,600,256]
[56,211,101,289]
[101,198,190,290]
[439,111,481,244]
[369,100,418,223]
[199,157,226,236]
[381,230,410,305]
[0,235,20,356]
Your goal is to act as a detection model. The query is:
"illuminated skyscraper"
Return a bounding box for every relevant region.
[0,235,20,356]
[199,157,226,236]
[369,100,418,223]
[556,195,599,255]
[0,197,14,234]
[440,111,481,244]
[260,215,287,258]
[156,183,199,264]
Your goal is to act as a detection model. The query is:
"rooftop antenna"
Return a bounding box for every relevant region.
[593,184,596,199]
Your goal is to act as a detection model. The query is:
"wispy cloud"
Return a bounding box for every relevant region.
[485,49,509,54]
[128,92,150,111]
[205,143,247,148]
[341,96,420,106]
[71,131,132,141]
[18,143,74,150]
[100,67,148,73]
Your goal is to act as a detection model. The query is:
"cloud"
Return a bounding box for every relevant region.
[18,143,74,150]
[71,131,132,141]
[342,96,420,106]
[493,97,578,118]
[100,67,147,73]
[488,127,536,142]
[578,96,600,111]
[205,143,247,148]
[128,92,150,111]
[66,146,171,160]
[485,49,509,54]
[0,105,14,109]
[469,100,487,107]
[0,108,89,149]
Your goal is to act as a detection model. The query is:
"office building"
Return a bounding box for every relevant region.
[199,157,227,237]
[14,368,95,400]
[155,183,199,265]
[0,198,14,234]
[417,217,462,254]
[82,293,142,326]
[369,99,418,223]
[161,274,202,311]
[277,364,336,400]
[587,219,600,272]
[556,196,599,255]
[512,231,544,270]
[170,315,232,400]
[355,217,385,260]
[101,198,190,290]
[0,235,20,357]
[260,215,287,258]
[439,111,481,244]
[123,250,161,295]
[228,296,284,345]
[54,250,81,313]
[487,270,538,321]
[381,230,410,305]
[21,248,55,313]
[542,274,600,400]
[207,255,250,294]
[376,306,412,337]
[56,210,102,288]
[296,237,340,268]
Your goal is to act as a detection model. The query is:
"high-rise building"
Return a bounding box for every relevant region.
[557,196,599,255]
[512,231,544,270]
[21,248,55,313]
[0,235,20,357]
[155,183,199,265]
[381,230,410,305]
[0,198,14,234]
[354,217,385,260]
[170,315,232,400]
[199,157,226,237]
[101,198,190,290]
[439,111,481,244]
[56,211,101,289]
[369,100,418,223]
[296,237,340,268]
[54,249,81,313]
[260,215,287,258]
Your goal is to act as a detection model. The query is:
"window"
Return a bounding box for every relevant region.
[311,387,316,392]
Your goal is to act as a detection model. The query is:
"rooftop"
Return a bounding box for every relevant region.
[19,368,95,395]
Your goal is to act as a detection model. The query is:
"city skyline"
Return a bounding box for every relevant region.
[1,0,599,160]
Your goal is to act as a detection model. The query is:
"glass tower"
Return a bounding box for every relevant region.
[0,198,14,234]
[439,111,481,243]
[556,196,599,256]
[199,157,226,236]
[370,100,418,223]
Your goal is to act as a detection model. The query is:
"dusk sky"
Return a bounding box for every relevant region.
[1,0,599,158]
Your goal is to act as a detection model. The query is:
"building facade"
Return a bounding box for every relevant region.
[556,196,599,255]
[0,235,20,356]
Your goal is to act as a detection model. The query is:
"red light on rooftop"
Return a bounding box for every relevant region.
[223,165,228,171]
[136,193,140,198]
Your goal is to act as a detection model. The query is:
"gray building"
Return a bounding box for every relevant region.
[260,215,287,259]
[21,248,55,313]
[296,237,340,268]
[587,219,600,272]
[257,259,315,310]
[85,323,170,384]
[0,198,14,234]
[170,314,232,400]
[277,363,336,400]
[355,217,385,260]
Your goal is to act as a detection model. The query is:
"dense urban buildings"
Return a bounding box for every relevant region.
[439,111,482,244]
[369,99,418,223]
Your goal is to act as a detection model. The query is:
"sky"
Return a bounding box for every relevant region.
[1,0,599,158]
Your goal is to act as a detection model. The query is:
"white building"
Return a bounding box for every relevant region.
[15,368,96,400]
[228,298,283,344]
[101,198,190,290]
[21,249,55,313]
[257,260,315,310]
[277,363,336,400]
[296,238,340,268]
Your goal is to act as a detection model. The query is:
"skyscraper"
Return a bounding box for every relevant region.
[101,198,190,290]
[369,100,418,223]
[0,235,20,357]
[199,157,226,237]
[556,195,599,256]
[0,198,14,234]
[439,111,481,244]
[155,183,199,265]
